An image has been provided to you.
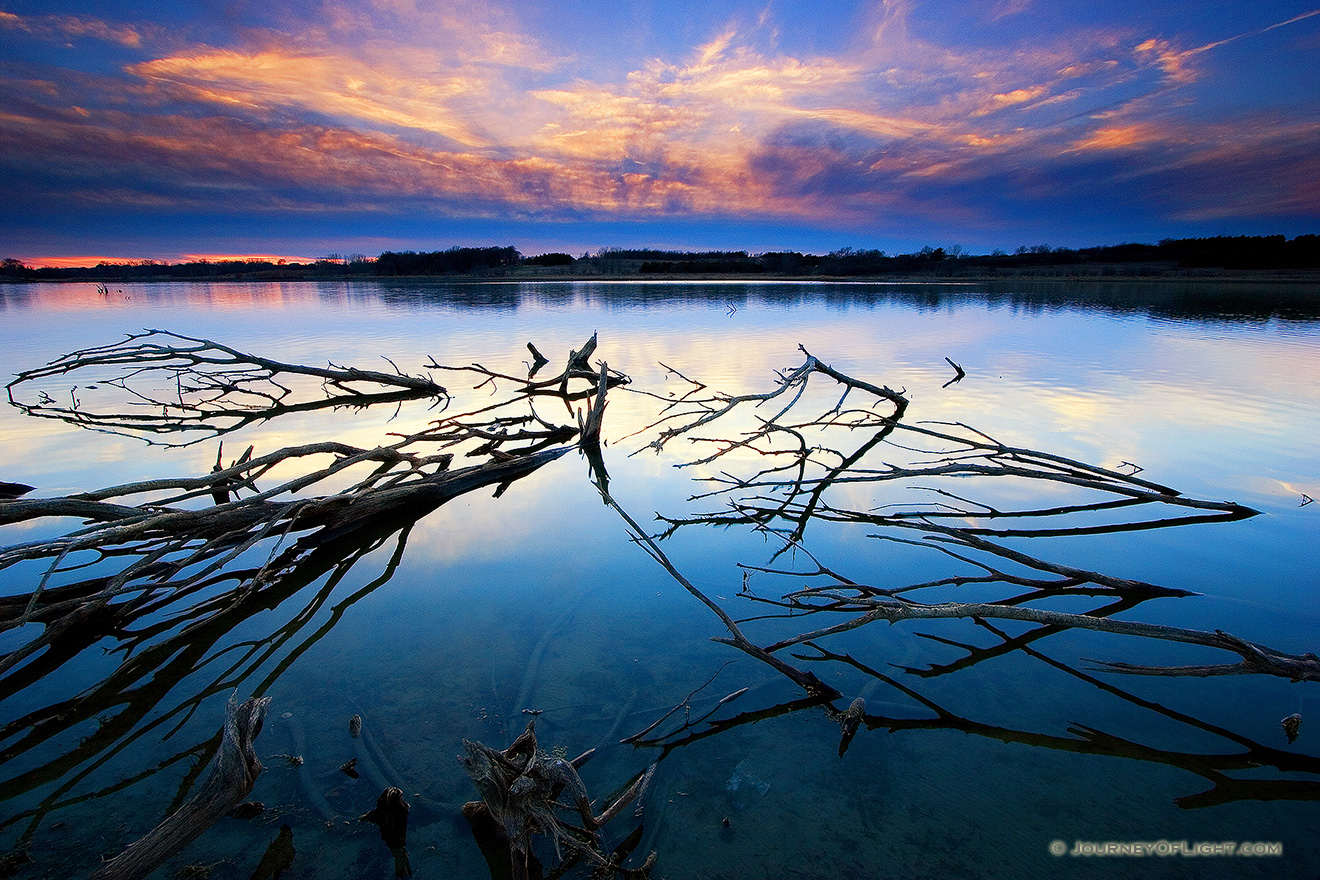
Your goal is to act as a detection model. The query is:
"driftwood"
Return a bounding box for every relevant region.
[89,694,269,880]
[603,346,1315,812]
[802,634,1320,809]
[465,799,535,880]
[526,343,550,377]
[5,329,447,445]
[1,331,1313,861]
[0,336,611,677]
[0,334,613,843]
[837,697,865,756]
[0,444,568,681]
[609,348,1287,683]
[755,598,1320,683]
[625,345,907,463]
[426,331,629,416]
[577,361,611,449]
[941,356,965,388]
[0,481,34,500]
[617,622,1320,810]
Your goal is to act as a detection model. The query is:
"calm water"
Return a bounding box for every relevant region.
[1,279,1318,879]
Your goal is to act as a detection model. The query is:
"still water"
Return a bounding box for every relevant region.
[0,279,1318,879]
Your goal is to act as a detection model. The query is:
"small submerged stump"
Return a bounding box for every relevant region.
[838,696,866,757]
[459,720,656,880]
[363,787,412,878]
[248,824,295,880]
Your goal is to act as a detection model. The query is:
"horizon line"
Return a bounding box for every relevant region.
[9,231,1318,271]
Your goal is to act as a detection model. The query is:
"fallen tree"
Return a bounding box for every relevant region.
[610,347,1290,682]
[0,334,611,852]
[601,347,1315,808]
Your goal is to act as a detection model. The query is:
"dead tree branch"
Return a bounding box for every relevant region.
[765,598,1320,682]
[89,694,269,880]
[608,341,1309,773]
[427,332,629,415]
[625,345,907,459]
[5,329,447,445]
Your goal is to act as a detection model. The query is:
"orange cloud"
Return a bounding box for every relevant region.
[972,85,1051,116]
[1133,37,1199,85]
[0,104,794,220]
[87,2,1240,213]
[131,49,490,146]
[518,31,871,167]
[22,256,137,269]
[1067,123,1169,152]
[181,254,314,263]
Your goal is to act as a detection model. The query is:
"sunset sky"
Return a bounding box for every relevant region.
[2,0,1318,265]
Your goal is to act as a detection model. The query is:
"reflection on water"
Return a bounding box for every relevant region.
[5,277,1320,322]
[0,280,1318,879]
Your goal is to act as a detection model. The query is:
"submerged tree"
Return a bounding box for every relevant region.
[0,333,636,877]
[597,346,1318,809]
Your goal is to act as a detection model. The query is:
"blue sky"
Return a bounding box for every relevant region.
[1,0,1317,264]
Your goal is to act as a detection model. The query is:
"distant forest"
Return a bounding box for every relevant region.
[3,235,1319,281]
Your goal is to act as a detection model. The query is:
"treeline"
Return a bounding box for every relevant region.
[374,246,521,275]
[0,246,527,281]
[640,248,951,275]
[0,255,377,281]
[598,247,756,262]
[969,235,1320,272]
[3,235,1318,281]
[635,236,1320,276]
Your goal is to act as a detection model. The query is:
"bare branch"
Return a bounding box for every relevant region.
[6,330,447,445]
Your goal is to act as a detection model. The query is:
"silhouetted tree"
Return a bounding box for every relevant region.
[526,253,575,267]
[375,247,521,275]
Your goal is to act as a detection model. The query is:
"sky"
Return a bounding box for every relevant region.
[1,0,1318,265]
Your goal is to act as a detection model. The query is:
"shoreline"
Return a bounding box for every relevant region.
[5,267,1320,285]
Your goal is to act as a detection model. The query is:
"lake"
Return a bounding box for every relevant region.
[1,278,1318,879]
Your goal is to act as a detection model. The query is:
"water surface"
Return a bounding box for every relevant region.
[1,279,1318,879]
